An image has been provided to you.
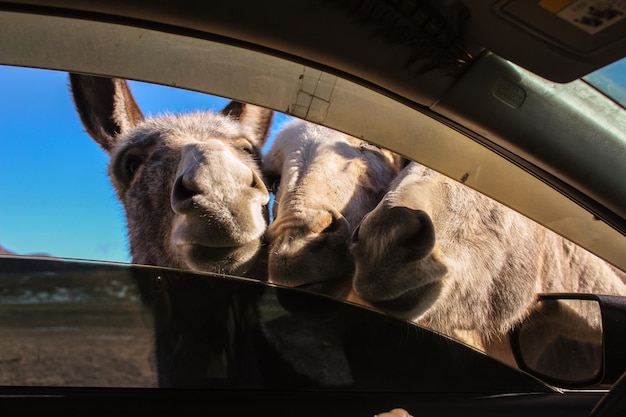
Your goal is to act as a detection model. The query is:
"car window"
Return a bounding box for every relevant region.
[0,255,554,392]
[2,63,625,383]
[584,57,626,109]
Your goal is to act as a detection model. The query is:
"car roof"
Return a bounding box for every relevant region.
[1,0,625,272]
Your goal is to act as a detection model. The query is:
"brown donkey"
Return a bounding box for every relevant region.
[349,161,626,364]
[263,119,403,297]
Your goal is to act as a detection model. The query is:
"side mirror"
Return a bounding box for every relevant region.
[510,293,626,389]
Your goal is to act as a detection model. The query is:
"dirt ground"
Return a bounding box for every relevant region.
[0,303,158,387]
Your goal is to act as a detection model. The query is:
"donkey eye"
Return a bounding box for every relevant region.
[125,156,143,177]
[114,147,146,185]
[241,143,254,155]
[234,138,255,156]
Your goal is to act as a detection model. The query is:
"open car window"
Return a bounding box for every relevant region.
[1,63,624,390]
[0,65,557,393]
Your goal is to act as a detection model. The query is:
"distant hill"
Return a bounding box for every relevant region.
[0,245,15,255]
[0,245,50,257]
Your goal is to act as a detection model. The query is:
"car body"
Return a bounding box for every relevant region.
[1,1,625,415]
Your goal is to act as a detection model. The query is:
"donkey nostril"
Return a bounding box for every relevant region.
[172,175,198,206]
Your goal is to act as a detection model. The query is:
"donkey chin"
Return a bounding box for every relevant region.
[170,216,267,276]
[267,234,355,298]
[352,251,449,321]
[173,239,264,277]
[360,279,445,322]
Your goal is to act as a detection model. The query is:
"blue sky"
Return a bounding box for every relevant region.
[0,65,289,262]
[584,58,626,108]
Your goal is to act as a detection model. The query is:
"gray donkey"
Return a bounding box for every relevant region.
[71,74,275,387]
[70,74,273,279]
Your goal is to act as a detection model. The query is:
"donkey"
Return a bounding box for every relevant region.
[70,74,273,279]
[70,74,275,387]
[349,161,626,364]
[262,119,403,298]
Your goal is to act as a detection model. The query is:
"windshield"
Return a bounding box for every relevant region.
[584,57,626,108]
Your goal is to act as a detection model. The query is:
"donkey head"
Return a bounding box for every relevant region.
[350,162,449,320]
[262,120,402,297]
[70,74,273,278]
[350,162,538,334]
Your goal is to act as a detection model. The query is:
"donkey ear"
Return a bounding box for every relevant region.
[221,101,274,147]
[69,73,144,153]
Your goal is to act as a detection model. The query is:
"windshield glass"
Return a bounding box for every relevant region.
[583,57,626,108]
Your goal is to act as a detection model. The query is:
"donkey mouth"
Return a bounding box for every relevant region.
[176,240,262,273]
[367,281,443,318]
[172,212,267,248]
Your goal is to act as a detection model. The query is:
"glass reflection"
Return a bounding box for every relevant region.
[0,256,553,393]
